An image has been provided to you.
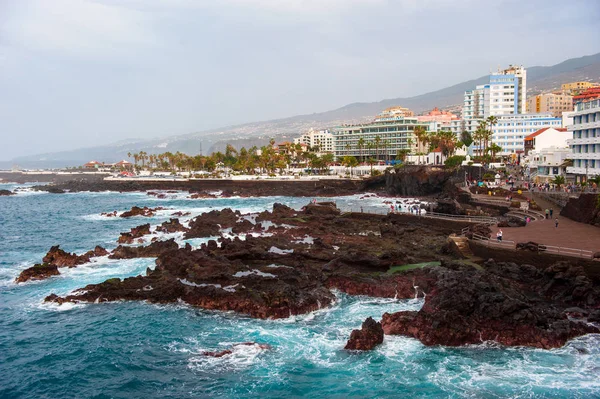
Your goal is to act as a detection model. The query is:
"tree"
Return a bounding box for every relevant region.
[374,135,382,161]
[395,149,410,163]
[474,121,488,158]
[367,157,377,174]
[486,143,502,162]
[413,126,428,165]
[486,115,498,154]
[552,175,565,189]
[444,155,466,168]
[460,131,474,148]
[357,137,365,162]
[341,155,358,176]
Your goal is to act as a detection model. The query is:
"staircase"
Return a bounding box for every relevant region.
[448,235,474,258]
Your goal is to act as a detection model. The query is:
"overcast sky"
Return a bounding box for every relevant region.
[1,0,599,160]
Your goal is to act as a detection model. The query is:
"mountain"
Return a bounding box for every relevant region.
[9,53,600,169]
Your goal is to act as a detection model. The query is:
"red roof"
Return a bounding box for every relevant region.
[524,127,567,141]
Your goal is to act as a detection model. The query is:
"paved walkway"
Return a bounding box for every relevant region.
[490,215,600,253]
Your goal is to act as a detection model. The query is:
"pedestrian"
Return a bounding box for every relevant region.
[497,229,503,242]
[545,209,549,219]
[549,208,553,218]
[526,217,531,224]
[555,218,559,228]
[360,206,364,213]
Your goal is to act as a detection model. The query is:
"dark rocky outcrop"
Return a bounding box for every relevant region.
[345,317,384,350]
[155,218,187,234]
[362,166,454,196]
[16,245,108,283]
[117,223,151,244]
[43,245,108,267]
[15,263,60,283]
[185,209,240,239]
[561,194,600,226]
[120,206,166,218]
[381,260,599,349]
[42,201,600,348]
[109,239,179,259]
[0,189,15,196]
[497,216,527,227]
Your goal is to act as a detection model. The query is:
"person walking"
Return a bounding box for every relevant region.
[545,209,549,219]
[550,208,553,218]
[555,218,559,228]
[497,229,503,242]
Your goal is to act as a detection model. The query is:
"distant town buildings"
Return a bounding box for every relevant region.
[573,86,600,104]
[83,160,132,170]
[376,106,414,119]
[526,92,573,117]
[566,98,600,181]
[561,81,599,94]
[416,107,459,124]
[293,129,335,155]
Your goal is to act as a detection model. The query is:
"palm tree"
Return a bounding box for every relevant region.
[413,126,428,165]
[552,175,565,190]
[366,141,374,160]
[486,143,502,163]
[486,115,498,154]
[374,135,382,161]
[357,137,365,162]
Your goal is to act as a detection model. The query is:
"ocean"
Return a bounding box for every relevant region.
[0,183,598,399]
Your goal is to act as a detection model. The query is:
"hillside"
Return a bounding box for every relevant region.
[9,53,600,169]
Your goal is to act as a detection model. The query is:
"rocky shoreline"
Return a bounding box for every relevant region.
[21,200,599,350]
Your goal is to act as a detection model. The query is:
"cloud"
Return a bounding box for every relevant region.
[1,0,159,59]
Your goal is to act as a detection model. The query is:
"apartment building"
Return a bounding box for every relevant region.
[566,98,600,180]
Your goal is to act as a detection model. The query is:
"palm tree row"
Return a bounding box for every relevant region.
[126,140,335,175]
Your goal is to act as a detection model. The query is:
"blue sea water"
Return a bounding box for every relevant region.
[0,183,599,399]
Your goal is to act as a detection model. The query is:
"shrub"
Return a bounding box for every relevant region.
[444,155,466,168]
[482,172,495,180]
[371,170,382,176]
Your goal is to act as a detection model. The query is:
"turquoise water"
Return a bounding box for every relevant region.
[1,184,599,399]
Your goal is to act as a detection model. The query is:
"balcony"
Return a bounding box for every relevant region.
[573,121,600,130]
[567,166,600,175]
[567,137,600,145]
[568,153,600,160]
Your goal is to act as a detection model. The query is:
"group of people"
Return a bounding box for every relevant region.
[388,203,422,215]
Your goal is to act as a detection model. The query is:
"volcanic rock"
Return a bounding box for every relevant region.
[202,342,271,357]
[120,206,165,218]
[0,189,15,196]
[381,260,599,349]
[15,263,60,283]
[109,239,179,259]
[345,317,384,350]
[155,218,187,234]
[184,208,240,239]
[117,223,151,244]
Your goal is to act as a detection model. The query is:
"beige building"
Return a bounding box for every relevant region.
[376,106,414,119]
[526,92,573,117]
[561,81,599,94]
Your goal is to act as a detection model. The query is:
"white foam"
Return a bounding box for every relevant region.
[233,270,276,278]
[268,246,293,254]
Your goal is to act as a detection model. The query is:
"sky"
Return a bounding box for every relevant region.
[0,0,599,161]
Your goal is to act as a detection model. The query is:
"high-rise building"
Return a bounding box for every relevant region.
[331,107,430,160]
[566,98,600,181]
[526,92,574,117]
[463,65,527,120]
[492,113,563,156]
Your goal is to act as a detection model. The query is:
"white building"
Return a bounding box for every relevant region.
[527,147,572,183]
[523,127,570,155]
[294,129,335,155]
[463,65,527,120]
[566,98,600,181]
[492,113,563,156]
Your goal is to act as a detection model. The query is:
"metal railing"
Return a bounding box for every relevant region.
[536,245,593,259]
[471,233,516,249]
[343,208,497,224]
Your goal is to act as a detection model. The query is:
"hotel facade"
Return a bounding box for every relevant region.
[566,99,600,180]
[331,109,430,160]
